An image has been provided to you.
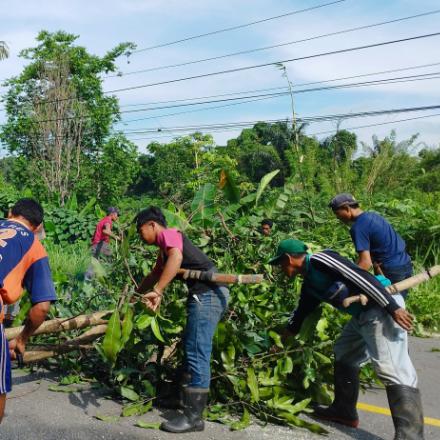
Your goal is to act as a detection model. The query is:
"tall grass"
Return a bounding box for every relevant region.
[45,240,90,280]
[407,244,440,332]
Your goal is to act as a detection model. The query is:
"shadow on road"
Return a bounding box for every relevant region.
[316,419,385,440]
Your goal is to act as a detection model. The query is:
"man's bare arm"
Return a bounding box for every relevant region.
[102,224,119,240]
[137,271,161,294]
[9,301,51,358]
[357,250,373,271]
[155,248,183,294]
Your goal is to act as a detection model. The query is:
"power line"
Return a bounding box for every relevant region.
[117,72,440,125]
[6,32,439,111]
[117,60,440,110]
[119,104,440,135]
[123,112,440,143]
[309,112,440,136]
[6,105,440,144]
[111,9,440,77]
[105,32,440,94]
[20,71,440,126]
[130,0,347,54]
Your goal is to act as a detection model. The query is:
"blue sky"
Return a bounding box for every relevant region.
[1,0,440,152]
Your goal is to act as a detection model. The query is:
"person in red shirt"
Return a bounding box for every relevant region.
[85,207,119,280]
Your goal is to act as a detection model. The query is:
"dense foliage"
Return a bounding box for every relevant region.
[1,30,439,434]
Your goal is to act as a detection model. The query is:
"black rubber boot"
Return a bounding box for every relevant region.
[386,384,425,440]
[161,387,208,433]
[313,362,360,428]
[155,371,191,409]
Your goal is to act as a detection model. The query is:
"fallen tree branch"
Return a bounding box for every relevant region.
[22,324,108,363]
[6,310,111,340]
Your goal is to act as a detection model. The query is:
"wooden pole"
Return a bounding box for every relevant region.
[177,269,264,284]
[386,265,440,294]
[6,310,111,341]
[343,265,440,307]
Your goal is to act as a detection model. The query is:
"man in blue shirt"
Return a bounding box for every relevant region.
[329,193,413,298]
[269,239,424,439]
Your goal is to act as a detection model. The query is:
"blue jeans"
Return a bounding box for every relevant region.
[382,262,413,299]
[184,286,229,389]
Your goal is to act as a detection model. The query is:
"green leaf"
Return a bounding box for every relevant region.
[48,385,80,393]
[230,407,250,431]
[221,344,236,371]
[162,208,192,231]
[120,386,140,402]
[65,192,78,211]
[299,307,322,342]
[79,197,97,216]
[219,169,240,203]
[255,169,280,206]
[246,368,260,402]
[268,330,283,348]
[279,411,327,434]
[288,398,311,415]
[94,413,120,423]
[191,183,216,227]
[121,305,134,345]
[150,317,165,343]
[101,309,122,367]
[135,421,161,429]
[136,314,153,330]
[278,357,293,375]
[122,400,152,417]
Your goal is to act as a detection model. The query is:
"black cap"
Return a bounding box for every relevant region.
[328,193,358,211]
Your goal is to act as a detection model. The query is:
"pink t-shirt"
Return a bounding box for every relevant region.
[153,229,183,273]
[92,216,112,245]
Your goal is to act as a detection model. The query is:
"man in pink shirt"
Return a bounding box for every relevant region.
[85,207,119,280]
[135,206,229,434]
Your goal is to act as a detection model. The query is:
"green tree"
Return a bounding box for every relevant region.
[0,30,135,204]
[320,129,357,192]
[414,147,440,192]
[147,133,215,203]
[0,41,9,60]
[96,134,140,205]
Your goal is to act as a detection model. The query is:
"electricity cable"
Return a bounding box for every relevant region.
[131,0,347,54]
[112,9,440,77]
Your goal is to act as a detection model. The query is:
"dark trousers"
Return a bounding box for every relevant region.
[382,262,413,299]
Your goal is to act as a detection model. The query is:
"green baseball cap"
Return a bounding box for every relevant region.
[269,239,308,265]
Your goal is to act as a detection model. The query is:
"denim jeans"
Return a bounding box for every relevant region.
[382,262,413,299]
[184,286,229,388]
[334,294,417,387]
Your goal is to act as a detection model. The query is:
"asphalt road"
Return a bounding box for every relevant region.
[1,336,439,440]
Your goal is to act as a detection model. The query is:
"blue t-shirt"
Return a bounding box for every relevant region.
[0,219,57,305]
[350,212,410,267]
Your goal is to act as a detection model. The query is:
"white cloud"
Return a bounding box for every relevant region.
[1,0,440,151]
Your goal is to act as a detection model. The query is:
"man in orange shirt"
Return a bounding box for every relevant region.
[0,198,57,423]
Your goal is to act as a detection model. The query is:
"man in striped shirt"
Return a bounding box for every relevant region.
[269,239,424,440]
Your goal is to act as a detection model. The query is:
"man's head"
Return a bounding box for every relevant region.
[107,207,119,221]
[328,193,361,224]
[261,219,273,236]
[269,239,308,278]
[135,206,167,245]
[9,198,44,231]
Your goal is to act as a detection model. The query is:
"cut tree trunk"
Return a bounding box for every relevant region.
[6,310,111,340]
[23,324,108,363]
